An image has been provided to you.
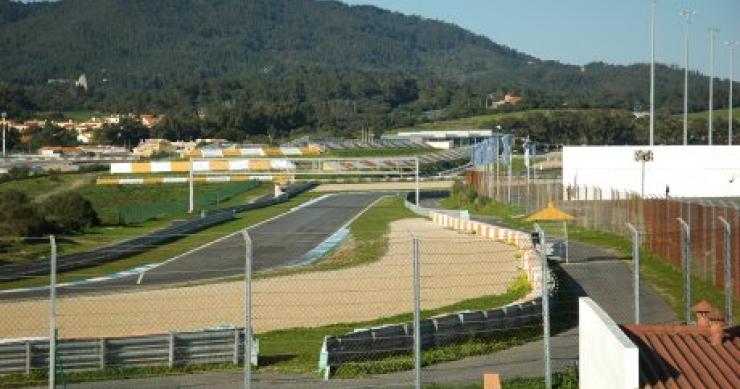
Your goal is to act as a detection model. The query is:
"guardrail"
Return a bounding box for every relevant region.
[0,328,258,376]
[0,182,317,282]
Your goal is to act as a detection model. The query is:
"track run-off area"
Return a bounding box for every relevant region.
[0,218,519,338]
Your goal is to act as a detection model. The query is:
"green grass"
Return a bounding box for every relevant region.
[257,274,531,376]
[0,173,83,200]
[0,192,322,290]
[0,177,269,263]
[684,107,736,121]
[393,108,625,132]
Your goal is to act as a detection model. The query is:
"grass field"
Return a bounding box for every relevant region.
[684,107,736,121]
[0,173,269,263]
[393,108,625,132]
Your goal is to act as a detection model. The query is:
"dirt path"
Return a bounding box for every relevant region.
[34,173,96,202]
[0,218,520,339]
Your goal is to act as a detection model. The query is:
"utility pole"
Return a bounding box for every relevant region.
[708,28,719,145]
[649,0,657,146]
[680,10,695,145]
[726,41,738,145]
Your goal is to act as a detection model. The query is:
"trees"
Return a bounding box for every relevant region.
[39,192,100,233]
[0,191,44,237]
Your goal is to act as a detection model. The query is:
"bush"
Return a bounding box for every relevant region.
[40,192,100,233]
[0,191,45,236]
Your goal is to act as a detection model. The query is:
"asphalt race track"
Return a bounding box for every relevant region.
[2,192,383,299]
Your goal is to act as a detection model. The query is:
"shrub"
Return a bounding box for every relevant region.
[40,192,100,233]
[0,191,45,236]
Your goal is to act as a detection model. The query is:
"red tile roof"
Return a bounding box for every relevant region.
[622,324,739,389]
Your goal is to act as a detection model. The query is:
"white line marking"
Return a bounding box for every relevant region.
[137,272,145,285]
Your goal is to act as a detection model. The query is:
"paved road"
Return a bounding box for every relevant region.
[3,192,383,299]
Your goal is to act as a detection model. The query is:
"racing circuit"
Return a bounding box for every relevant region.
[0,192,384,299]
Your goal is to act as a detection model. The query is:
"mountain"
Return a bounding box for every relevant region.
[0,0,532,85]
[0,0,736,144]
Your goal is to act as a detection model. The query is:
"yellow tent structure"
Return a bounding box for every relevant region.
[525,200,574,222]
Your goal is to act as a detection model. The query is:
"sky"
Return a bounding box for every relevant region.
[342,0,740,80]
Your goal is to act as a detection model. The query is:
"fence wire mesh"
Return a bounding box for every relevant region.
[0,206,555,388]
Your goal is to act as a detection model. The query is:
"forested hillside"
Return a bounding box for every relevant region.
[0,0,737,143]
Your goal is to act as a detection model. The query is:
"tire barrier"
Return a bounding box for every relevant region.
[0,182,317,282]
[318,299,543,378]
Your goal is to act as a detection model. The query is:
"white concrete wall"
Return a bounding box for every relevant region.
[562,146,740,199]
[579,297,639,389]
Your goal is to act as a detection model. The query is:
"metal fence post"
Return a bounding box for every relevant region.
[49,235,57,389]
[563,221,569,264]
[535,225,551,389]
[677,218,692,323]
[188,158,194,213]
[412,237,421,389]
[25,341,31,375]
[718,217,733,326]
[415,157,420,206]
[242,230,253,389]
[626,223,641,324]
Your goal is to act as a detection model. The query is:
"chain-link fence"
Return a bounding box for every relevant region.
[0,205,566,388]
[464,169,738,325]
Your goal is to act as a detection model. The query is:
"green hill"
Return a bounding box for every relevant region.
[0,0,737,142]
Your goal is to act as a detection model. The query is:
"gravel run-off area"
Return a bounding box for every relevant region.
[0,218,520,339]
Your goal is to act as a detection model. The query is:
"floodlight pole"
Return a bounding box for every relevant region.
[708,28,719,145]
[726,41,738,145]
[681,10,694,145]
[635,150,653,198]
[649,0,656,146]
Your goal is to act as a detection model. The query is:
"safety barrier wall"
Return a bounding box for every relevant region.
[318,204,550,376]
[0,328,258,376]
[0,182,317,281]
[428,211,542,291]
[318,299,542,377]
[110,159,295,174]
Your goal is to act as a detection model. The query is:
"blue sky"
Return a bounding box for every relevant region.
[342,0,740,79]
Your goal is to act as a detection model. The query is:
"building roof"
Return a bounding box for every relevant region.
[622,323,739,389]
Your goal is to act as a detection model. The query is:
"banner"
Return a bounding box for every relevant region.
[501,134,513,166]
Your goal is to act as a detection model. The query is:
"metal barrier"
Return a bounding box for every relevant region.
[0,328,258,375]
[0,182,317,282]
